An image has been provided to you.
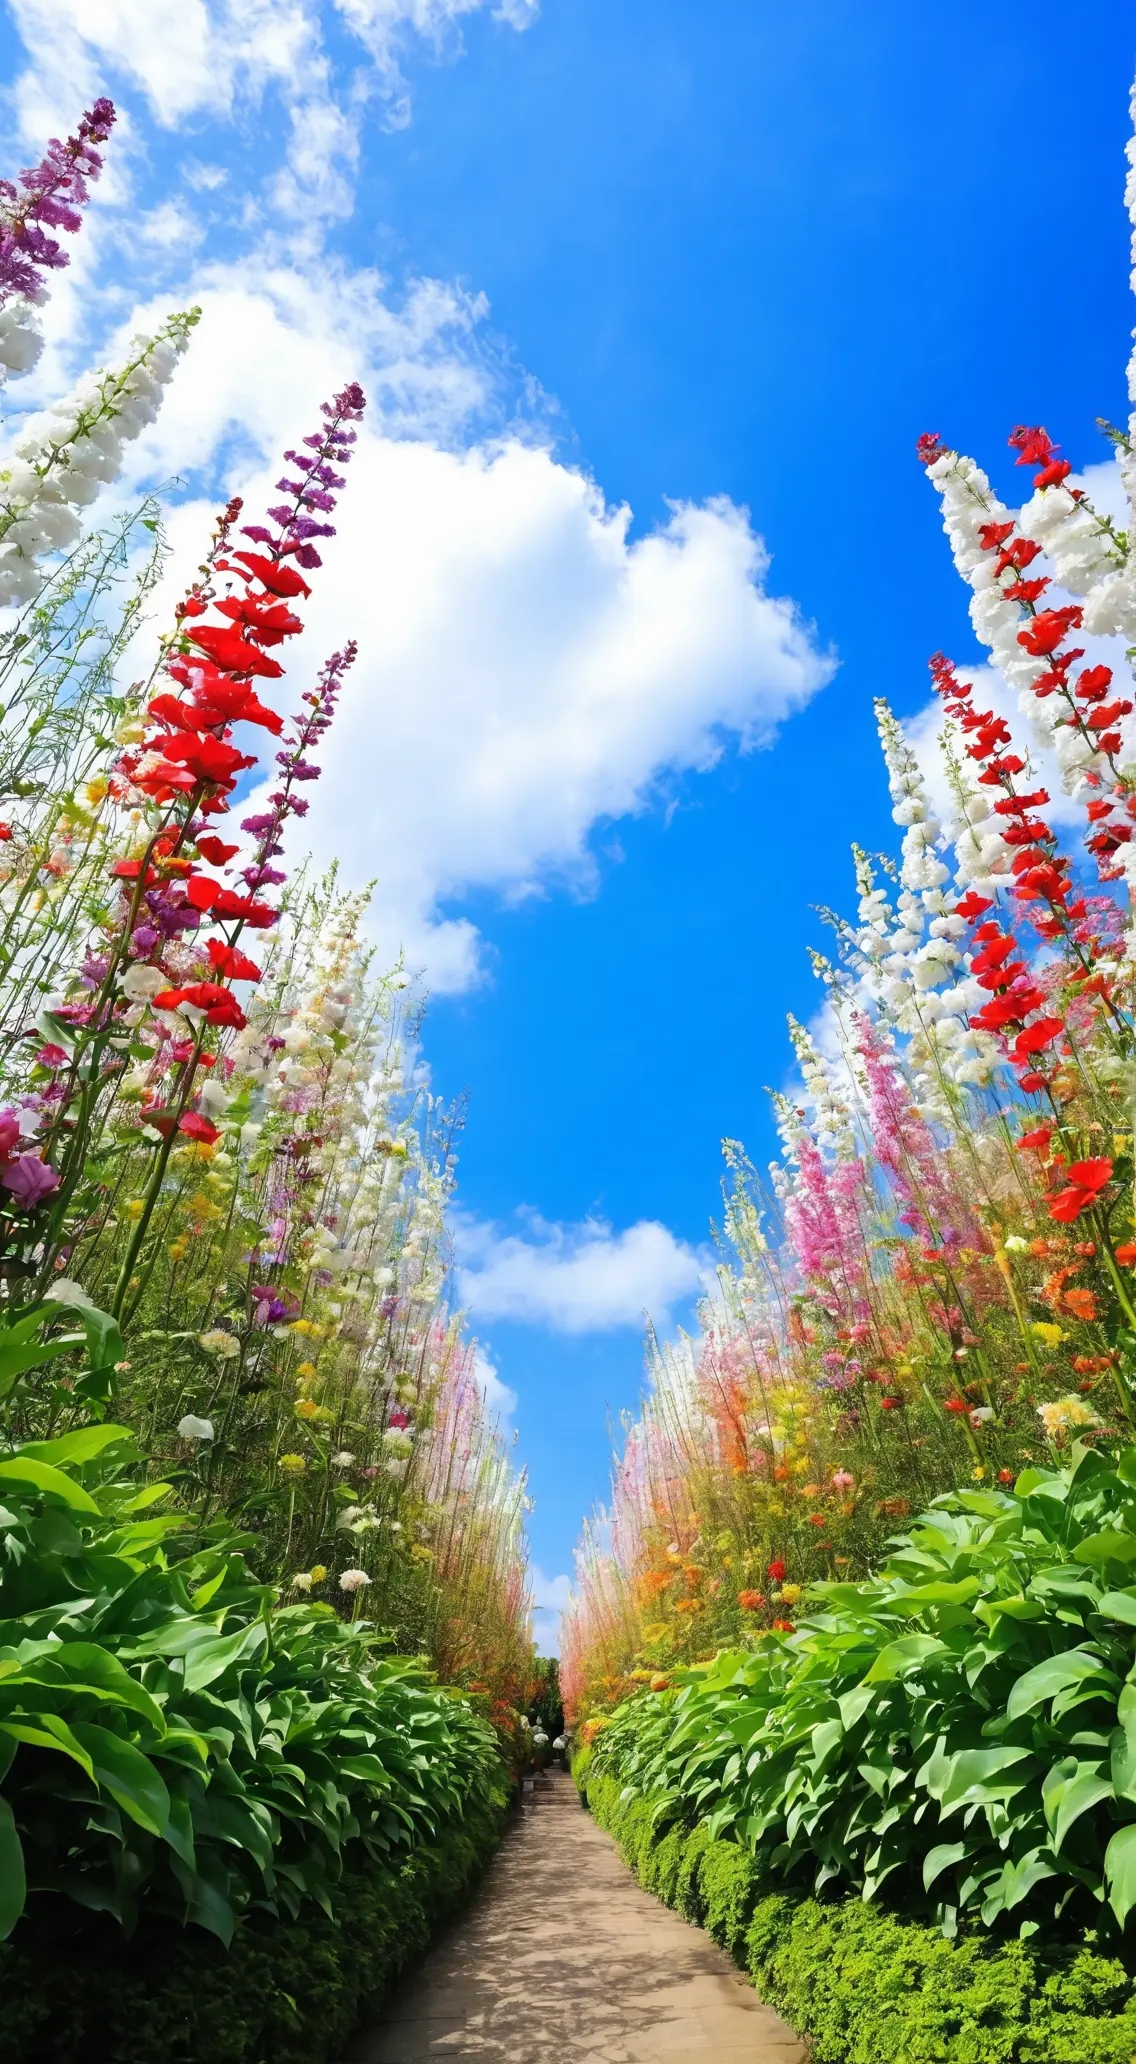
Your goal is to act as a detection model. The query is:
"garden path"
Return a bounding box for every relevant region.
[349,1770,805,2064]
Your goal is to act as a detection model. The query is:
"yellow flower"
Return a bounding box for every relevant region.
[1031,1322,1064,1349]
[167,1241,189,1263]
[779,1583,802,1605]
[1037,1395,1098,1439]
[295,1398,320,1420]
[84,778,109,807]
[278,1453,307,1476]
[291,1319,324,1338]
[295,1361,318,1380]
[309,1564,328,1583]
[971,1465,987,1480]
[122,1198,146,1221]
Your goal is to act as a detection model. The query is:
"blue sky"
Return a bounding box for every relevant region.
[1,1,1133,1644]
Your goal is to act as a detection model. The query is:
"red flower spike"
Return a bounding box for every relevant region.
[228,551,312,599]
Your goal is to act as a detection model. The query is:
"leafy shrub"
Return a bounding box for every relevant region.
[583,1764,1136,2063]
[0,1787,507,2064]
[0,1421,501,1943]
[590,1446,1136,1937]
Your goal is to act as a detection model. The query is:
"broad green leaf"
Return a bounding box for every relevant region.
[0,1798,26,1939]
[1042,1758,1113,1850]
[0,1458,99,1513]
[1098,1591,1136,1627]
[1006,1649,1117,1721]
[13,1642,165,1732]
[923,1841,968,1890]
[1073,1531,1136,1571]
[0,1714,94,1777]
[1106,1823,1136,1925]
[19,1424,132,1469]
[181,1621,266,1692]
[0,1335,86,1399]
[863,1634,949,1683]
[70,1723,169,1836]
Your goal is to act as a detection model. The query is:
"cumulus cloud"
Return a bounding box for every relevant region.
[455,1210,706,1332]
[7,0,537,216]
[45,250,830,991]
[530,1563,572,1656]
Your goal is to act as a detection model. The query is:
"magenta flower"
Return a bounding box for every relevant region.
[0,100,115,307]
[2,1154,60,1207]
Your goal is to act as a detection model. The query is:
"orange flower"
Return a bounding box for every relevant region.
[736,1589,766,1611]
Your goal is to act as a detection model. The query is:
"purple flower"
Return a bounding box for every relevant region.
[2,1154,60,1208]
[0,101,115,308]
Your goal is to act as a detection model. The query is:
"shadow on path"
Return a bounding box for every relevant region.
[347,1770,805,2064]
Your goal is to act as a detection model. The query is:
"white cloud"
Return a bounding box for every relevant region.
[470,1344,517,1427]
[82,259,830,990]
[455,1210,706,1332]
[7,0,537,218]
[529,1563,571,1656]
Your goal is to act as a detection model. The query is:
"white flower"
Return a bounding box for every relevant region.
[331,1450,356,1468]
[177,1414,214,1442]
[531,1729,549,1747]
[198,1329,240,1359]
[44,1277,94,1309]
[338,1568,371,1593]
[291,1573,313,1592]
[122,964,169,1004]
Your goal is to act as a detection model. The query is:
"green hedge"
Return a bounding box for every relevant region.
[581,1768,1136,2064]
[0,1783,510,2064]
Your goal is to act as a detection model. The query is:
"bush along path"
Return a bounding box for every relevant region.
[0,97,533,2062]
[350,1769,805,2064]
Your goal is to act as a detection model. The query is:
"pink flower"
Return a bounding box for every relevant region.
[1,1154,60,1207]
[0,1109,21,1162]
[831,1470,855,1491]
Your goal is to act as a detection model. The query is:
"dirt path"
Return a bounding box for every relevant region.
[348,1771,805,2064]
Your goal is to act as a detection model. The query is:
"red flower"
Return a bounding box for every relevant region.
[177,1112,221,1144]
[997,1469,1015,1486]
[215,593,303,647]
[185,624,284,679]
[879,1396,903,1410]
[954,891,993,922]
[771,1618,795,1633]
[767,1559,787,1581]
[206,940,262,982]
[944,1398,969,1414]
[1048,1158,1114,1226]
[195,835,239,866]
[227,551,311,599]
[1017,607,1083,658]
[1114,1243,1136,1267]
[161,733,256,785]
[1009,425,1055,468]
[210,889,277,927]
[1016,1127,1053,1153]
[1013,1016,1065,1059]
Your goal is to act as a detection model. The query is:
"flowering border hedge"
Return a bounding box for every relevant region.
[0,1778,509,2064]
[579,1765,1136,2064]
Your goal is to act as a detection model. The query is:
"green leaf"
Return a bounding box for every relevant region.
[1073,1531,1136,1570]
[1105,1823,1136,1925]
[1097,1591,1136,1626]
[70,1723,169,1836]
[0,1714,94,1777]
[0,1797,26,1940]
[1042,1756,1113,1851]
[1006,1649,1117,1721]
[0,1457,99,1514]
[19,1424,132,1469]
[863,1634,949,1683]
[923,1841,968,1890]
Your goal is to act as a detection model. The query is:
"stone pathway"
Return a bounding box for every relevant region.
[348,1771,806,2064]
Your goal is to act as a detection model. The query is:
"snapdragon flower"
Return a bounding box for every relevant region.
[0,310,198,605]
[0,100,116,382]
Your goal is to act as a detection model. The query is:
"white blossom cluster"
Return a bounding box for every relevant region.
[0,291,46,385]
[0,308,197,607]
[786,1014,855,1160]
